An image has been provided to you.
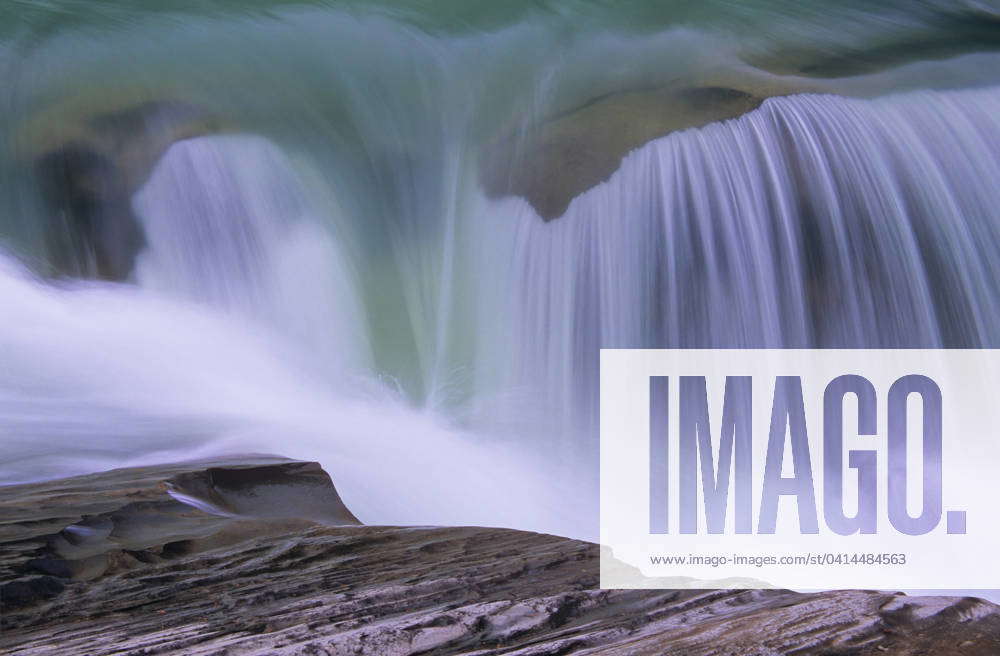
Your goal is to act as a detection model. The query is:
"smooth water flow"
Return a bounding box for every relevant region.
[472,86,1000,453]
[5,84,1000,541]
[2,2,1000,543]
[0,134,583,536]
[135,135,373,382]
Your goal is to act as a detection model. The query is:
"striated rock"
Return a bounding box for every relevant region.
[2,458,999,655]
[0,455,358,606]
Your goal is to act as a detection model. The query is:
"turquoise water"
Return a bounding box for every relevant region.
[2,2,1000,553]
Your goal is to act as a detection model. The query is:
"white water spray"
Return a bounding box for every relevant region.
[3,86,1000,542]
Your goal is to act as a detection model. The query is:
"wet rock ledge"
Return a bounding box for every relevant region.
[2,458,999,655]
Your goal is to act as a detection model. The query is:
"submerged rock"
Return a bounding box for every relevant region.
[480,11,1000,223]
[480,81,789,221]
[2,457,999,655]
[749,6,1000,78]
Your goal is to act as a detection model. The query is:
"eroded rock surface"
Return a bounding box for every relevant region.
[2,459,999,655]
[0,456,357,609]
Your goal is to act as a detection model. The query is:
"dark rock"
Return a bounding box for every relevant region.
[0,576,64,609]
[29,101,221,280]
[36,143,145,280]
[750,7,1000,78]
[2,457,998,655]
[0,455,358,605]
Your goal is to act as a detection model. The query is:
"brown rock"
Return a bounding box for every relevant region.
[2,458,998,655]
[480,84,771,221]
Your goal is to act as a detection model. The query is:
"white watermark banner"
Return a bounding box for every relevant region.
[600,349,1000,590]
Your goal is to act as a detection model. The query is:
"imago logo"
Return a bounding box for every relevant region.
[599,350,1000,591]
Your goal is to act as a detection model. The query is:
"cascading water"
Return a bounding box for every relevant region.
[2,1,1000,545]
[0,132,586,536]
[134,135,373,381]
[471,85,1000,453]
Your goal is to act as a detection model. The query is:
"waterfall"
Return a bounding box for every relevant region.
[133,135,373,384]
[0,133,586,536]
[469,85,1000,456]
[3,85,1000,538]
[1,0,1000,541]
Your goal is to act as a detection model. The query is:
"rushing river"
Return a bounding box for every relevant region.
[2,1,1000,543]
